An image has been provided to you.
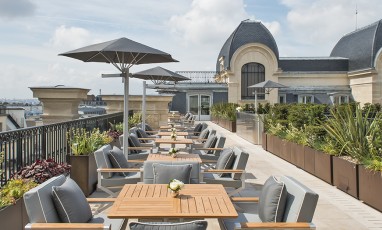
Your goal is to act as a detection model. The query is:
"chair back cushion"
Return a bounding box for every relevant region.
[280,176,319,222]
[193,123,202,136]
[94,144,113,178]
[143,161,200,184]
[214,135,226,156]
[129,220,208,230]
[258,176,287,222]
[24,175,66,223]
[128,133,142,153]
[108,146,131,176]
[202,134,217,152]
[231,147,249,180]
[215,148,235,177]
[153,163,192,184]
[136,128,149,143]
[199,128,210,140]
[52,178,92,223]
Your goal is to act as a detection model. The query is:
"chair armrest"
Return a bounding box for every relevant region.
[201,159,217,163]
[128,159,145,163]
[138,137,156,140]
[127,147,153,150]
[25,223,110,229]
[238,222,315,229]
[86,198,116,203]
[230,197,259,203]
[194,147,224,150]
[97,168,141,173]
[202,169,245,173]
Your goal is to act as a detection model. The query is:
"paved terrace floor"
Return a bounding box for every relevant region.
[91,121,382,230]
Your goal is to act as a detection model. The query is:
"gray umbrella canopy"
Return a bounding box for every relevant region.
[132,66,190,84]
[59,37,178,159]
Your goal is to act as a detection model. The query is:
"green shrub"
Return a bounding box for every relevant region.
[68,128,112,155]
[0,179,38,209]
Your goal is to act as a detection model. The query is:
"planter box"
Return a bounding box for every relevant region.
[266,134,274,153]
[215,118,236,132]
[69,152,98,197]
[280,139,291,162]
[0,199,29,230]
[359,165,382,212]
[314,150,333,185]
[261,132,267,150]
[332,156,359,198]
[290,142,304,169]
[272,136,282,157]
[304,146,315,175]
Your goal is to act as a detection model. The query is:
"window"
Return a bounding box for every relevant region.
[241,63,265,100]
[332,95,349,104]
[298,95,314,104]
[279,94,286,104]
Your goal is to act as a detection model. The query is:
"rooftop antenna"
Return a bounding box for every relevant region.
[355,0,358,30]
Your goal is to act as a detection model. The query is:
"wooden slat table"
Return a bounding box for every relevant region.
[154,138,194,150]
[108,184,238,219]
[157,132,189,137]
[147,153,202,163]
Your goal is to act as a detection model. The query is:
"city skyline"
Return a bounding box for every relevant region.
[1,0,382,99]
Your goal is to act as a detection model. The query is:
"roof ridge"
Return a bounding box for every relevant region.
[342,19,381,37]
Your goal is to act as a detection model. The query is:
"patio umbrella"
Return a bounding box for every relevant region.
[59,37,178,158]
[132,66,190,129]
[248,80,288,112]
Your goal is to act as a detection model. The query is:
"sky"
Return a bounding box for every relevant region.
[0,0,382,99]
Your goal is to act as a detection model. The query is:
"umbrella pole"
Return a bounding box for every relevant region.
[142,81,146,131]
[254,89,258,114]
[123,70,130,159]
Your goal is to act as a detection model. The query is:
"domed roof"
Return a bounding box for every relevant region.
[216,20,279,72]
[330,19,382,71]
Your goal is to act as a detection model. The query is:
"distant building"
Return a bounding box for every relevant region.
[0,106,27,131]
[215,19,382,106]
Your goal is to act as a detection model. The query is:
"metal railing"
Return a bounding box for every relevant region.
[176,71,226,84]
[0,112,123,186]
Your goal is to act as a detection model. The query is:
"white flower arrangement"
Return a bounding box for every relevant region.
[236,106,243,112]
[170,133,177,140]
[167,179,184,192]
[171,128,177,133]
[168,148,178,156]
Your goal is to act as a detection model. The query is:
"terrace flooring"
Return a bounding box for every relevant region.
[91,121,382,229]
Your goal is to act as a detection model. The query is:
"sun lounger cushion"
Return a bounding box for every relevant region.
[153,163,193,184]
[258,176,287,222]
[108,147,131,176]
[129,220,208,230]
[215,148,235,177]
[52,178,92,223]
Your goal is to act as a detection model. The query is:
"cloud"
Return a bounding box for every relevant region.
[49,25,95,50]
[0,0,36,19]
[279,0,382,55]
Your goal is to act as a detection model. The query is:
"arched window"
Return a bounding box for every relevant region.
[241,63,265,100]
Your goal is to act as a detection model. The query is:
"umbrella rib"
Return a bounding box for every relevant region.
[100,52,123,72]
[85,51,102,62]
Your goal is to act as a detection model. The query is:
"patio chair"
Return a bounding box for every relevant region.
[23,175,125,230]
[137,123,158,135]
[129,220,208,230]
[190,128,216,144]
[202,147,249,196]
[186,122,208,137]
[192,133,226,161]
[130,127,157,144]
[182,114,196,127]
[94,145,141,197]
[119,133,157,160]
[142,161,201,184]
[223,175,319,229]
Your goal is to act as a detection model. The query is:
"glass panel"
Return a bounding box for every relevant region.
[189,95,199,115]
[200,95,210,115]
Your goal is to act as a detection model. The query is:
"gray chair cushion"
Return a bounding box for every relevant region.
[23,175,66,223]
[94,145,114,179]
[153,163,193,184]
[143,161,200,184]
[258,176,287,222]
[108,146,130,177]
[193,123,203,136]
[129,133,142,153]
[203,135,217,154]
[129,220,208,230]
[215,148,235,177]
[231,148,249,180]
[136,128,149,143]
[52,178,92,223]
[199,128,209,140]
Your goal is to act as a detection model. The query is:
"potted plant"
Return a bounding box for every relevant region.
[0,158,70,230]
[108,122,123,148]
[67,128,112,196]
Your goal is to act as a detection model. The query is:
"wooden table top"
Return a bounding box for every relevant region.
[154,138,193,144]
[147,153,202,163]
[160,125,187,130]
[157,132,188,136]
[107,184,238,219]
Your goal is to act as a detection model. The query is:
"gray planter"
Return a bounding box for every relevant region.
[69,152,97,197]
[0,199,29,230]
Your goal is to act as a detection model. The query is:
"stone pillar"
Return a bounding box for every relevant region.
[30,85,90,125]
[102,94,173,129]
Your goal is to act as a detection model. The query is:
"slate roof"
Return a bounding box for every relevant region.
[330,19,382,71]
[279,57,349,72]
[216,20,279,72]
